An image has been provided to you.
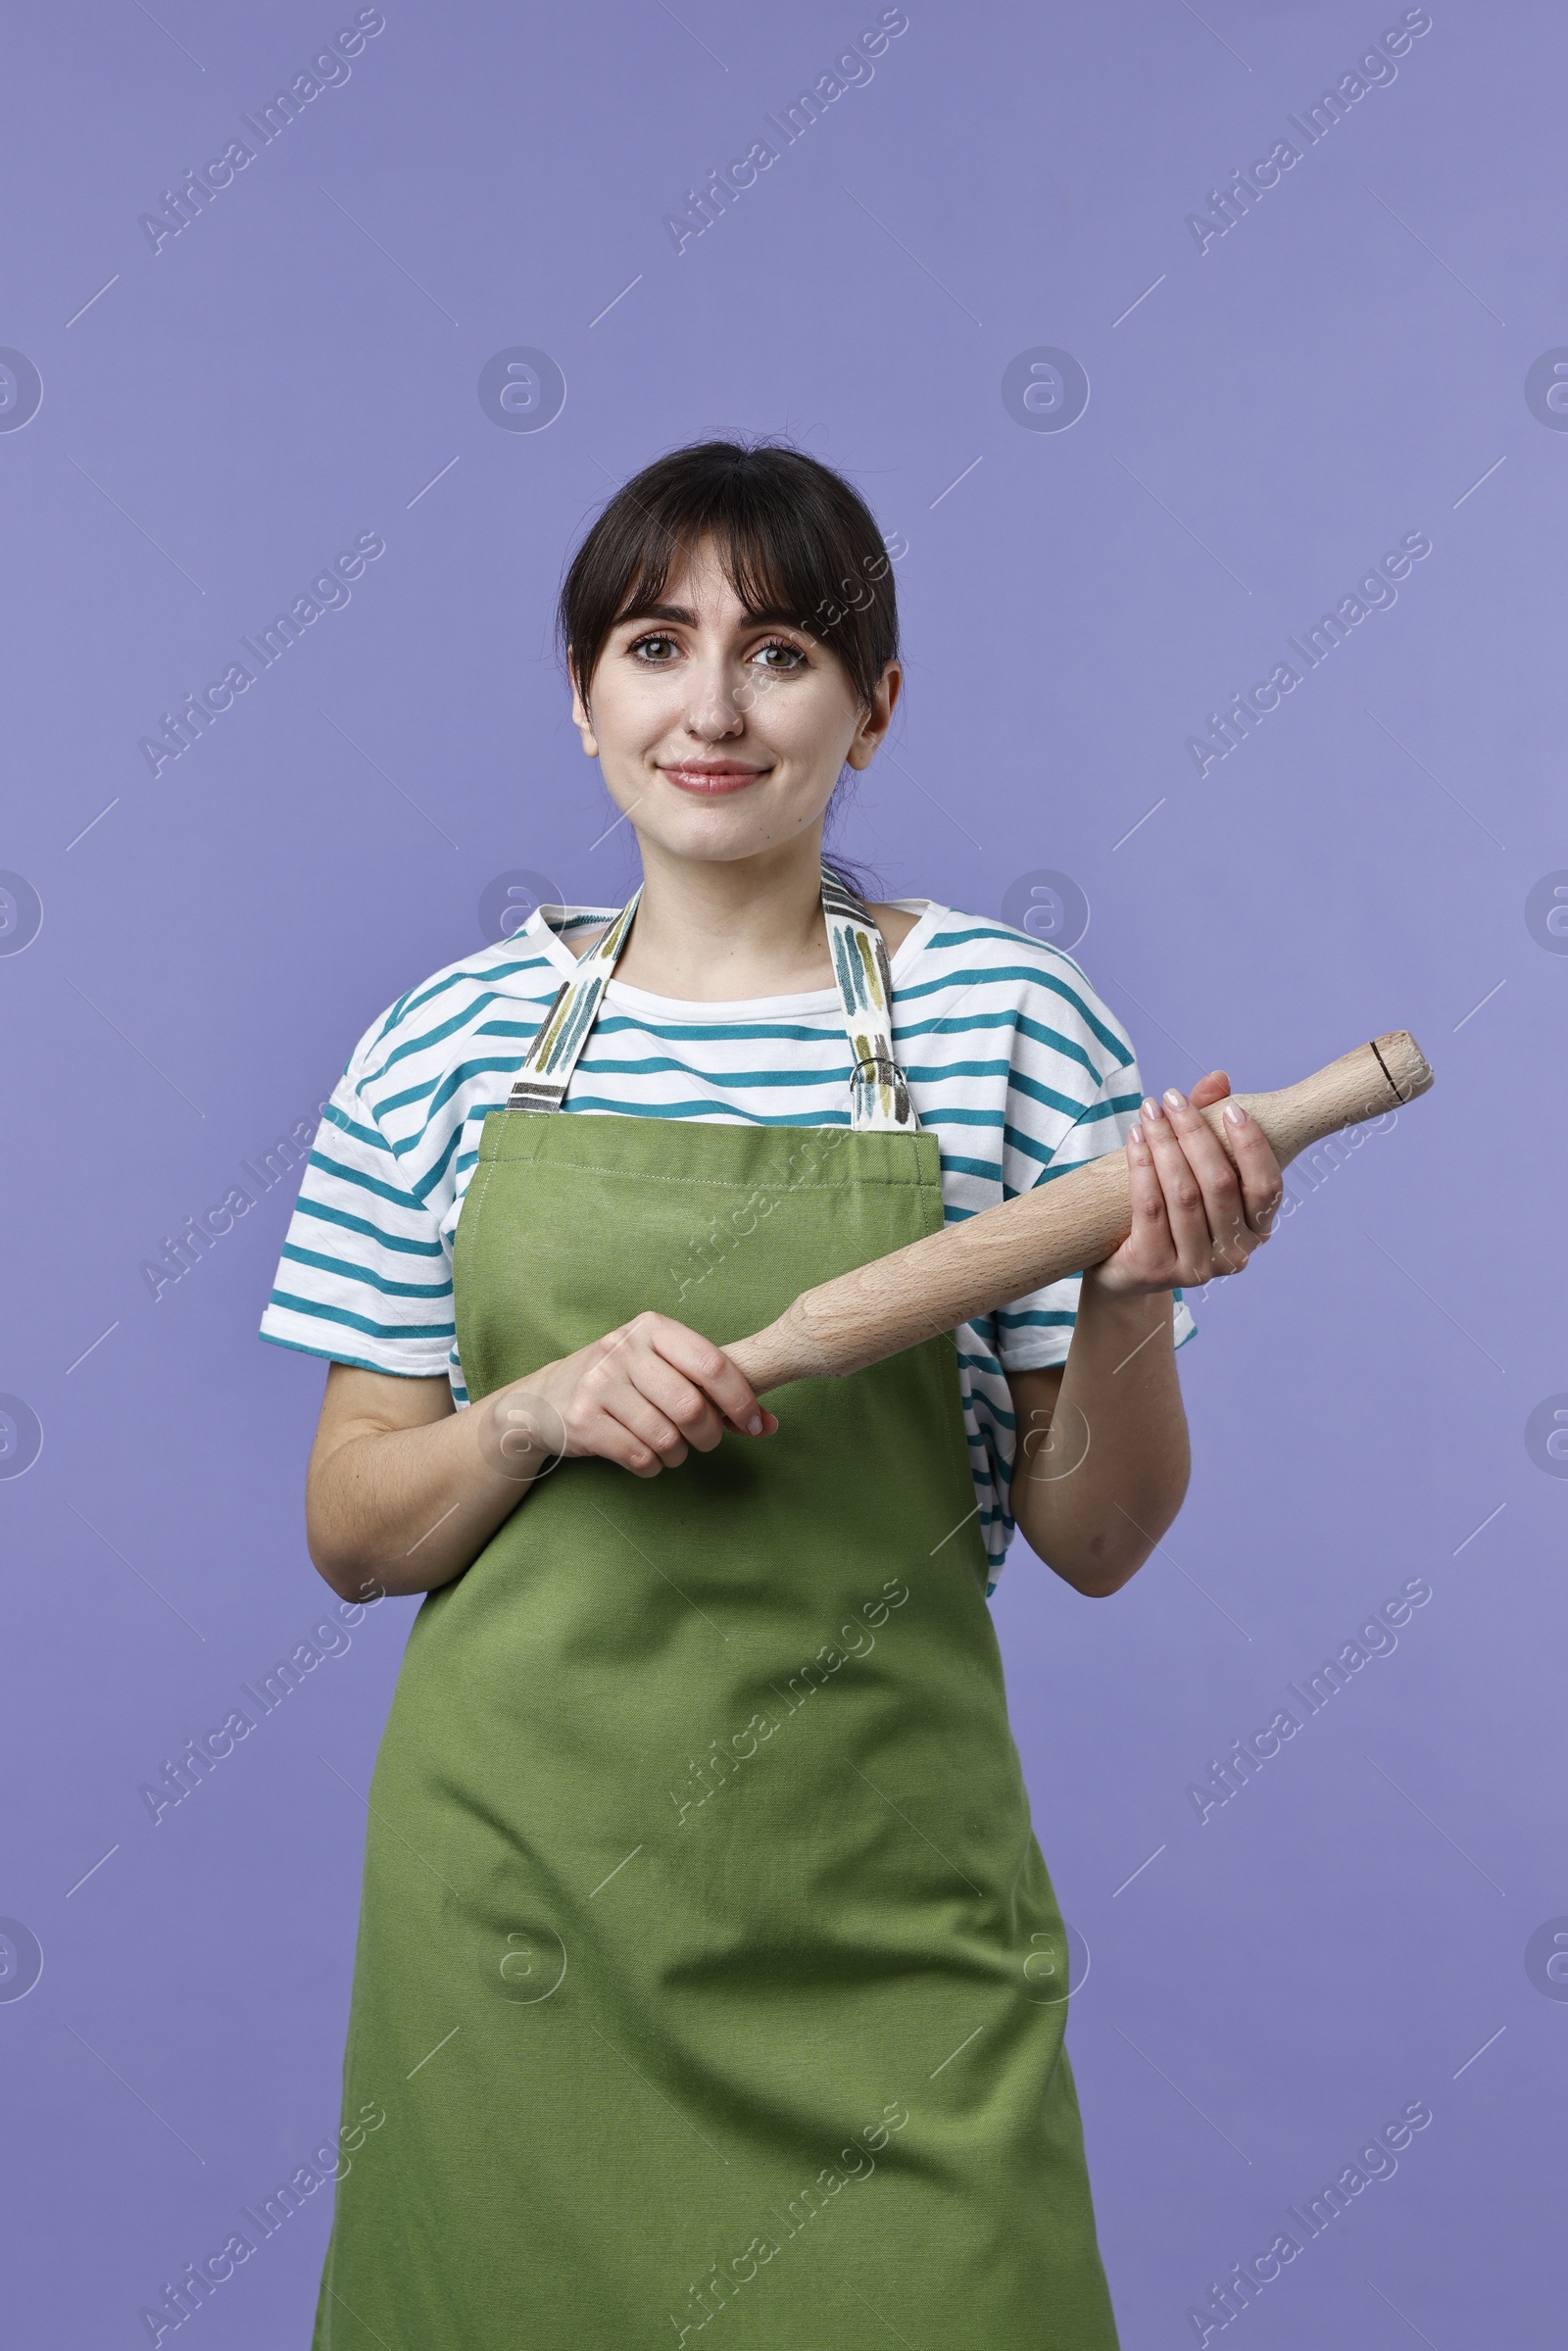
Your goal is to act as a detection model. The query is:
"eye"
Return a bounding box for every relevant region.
[627,632,680,663]
[751,636,808,670]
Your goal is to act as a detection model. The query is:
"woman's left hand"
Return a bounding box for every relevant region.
[1087,1070,1284,1299]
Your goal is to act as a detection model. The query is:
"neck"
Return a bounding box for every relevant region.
[611,830,836,1001]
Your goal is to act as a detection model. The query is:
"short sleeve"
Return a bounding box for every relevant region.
[258,1024,457,1380]
[993,1027,1197,1373]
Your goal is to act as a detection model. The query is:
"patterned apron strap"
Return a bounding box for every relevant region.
[820,869,917,1133]
[507,866,918,1132]
[505,893,641,1110]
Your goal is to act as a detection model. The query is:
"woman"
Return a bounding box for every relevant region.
[262,440,1282,2349]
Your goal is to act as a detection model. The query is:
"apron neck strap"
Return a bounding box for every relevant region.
[507,865,916,1131]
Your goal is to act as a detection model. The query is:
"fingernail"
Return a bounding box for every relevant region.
[746,1412,763,1435]
[1163,1088,1187,1110]
[1142,1095,1164,1121]
[1223,1102,1250,1127]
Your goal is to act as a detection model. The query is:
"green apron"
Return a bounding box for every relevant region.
[312,895,1121,2350]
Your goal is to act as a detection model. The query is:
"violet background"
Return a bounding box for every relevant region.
[2,3,1562,2343]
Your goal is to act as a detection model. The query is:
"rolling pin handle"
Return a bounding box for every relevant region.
[1368,1037,1407,1107]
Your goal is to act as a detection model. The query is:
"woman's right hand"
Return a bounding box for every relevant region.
[518,1311,778,1478]
[306,1315,777,1604]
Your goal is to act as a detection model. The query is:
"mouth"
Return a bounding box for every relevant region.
[658,760,769,796]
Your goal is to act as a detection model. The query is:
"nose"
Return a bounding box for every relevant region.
[680,649,748,742]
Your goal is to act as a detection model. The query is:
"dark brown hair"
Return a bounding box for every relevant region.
[558,438,900,715]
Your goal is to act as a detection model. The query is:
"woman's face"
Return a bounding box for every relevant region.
[570,533,900,865]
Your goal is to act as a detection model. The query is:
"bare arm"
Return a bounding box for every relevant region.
[303,1316,777,1602]
[1006,1291,1191,1597]
[306,1363,521,1603]
[1004,1072,1283,1597]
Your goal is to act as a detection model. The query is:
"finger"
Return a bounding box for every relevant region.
[1165,1091,1259,1279]
[1187,1069,1232,1109]
[594,1420,670,1478]
[579,1359,693,1468]
[1122,1116,1173,1250]
[637,1313,770,1437]
[1138,1095,1219,1267]
[623,1350,730,1454]
[1220,1101,1285,1235]
[609,1395,691,1468]
[565,1392,671,1478]
[1157,1088,1253,1267]
[725,1404,780,1438]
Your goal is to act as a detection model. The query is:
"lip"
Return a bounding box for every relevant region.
[658,761,769,796]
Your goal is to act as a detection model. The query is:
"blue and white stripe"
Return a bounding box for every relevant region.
[259,899,1196,1590]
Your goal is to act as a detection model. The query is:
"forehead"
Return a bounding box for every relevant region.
[620,532,755,620]
[616,528,815,633]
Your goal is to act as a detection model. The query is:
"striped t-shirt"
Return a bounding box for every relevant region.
[259,900,1196,1591]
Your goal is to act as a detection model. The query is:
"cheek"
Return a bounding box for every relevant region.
[750,673,860,773]
[586,663,685,756]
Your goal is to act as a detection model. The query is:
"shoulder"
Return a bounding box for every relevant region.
[899,904,1136,1083]
[333,906,611,1106]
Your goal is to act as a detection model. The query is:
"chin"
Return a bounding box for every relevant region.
[660,823,779,864]
[631,794,810,861]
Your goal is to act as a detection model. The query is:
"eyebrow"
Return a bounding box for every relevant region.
[614,601,811,635]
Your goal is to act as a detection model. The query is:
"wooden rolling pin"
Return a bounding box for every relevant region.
[726,1032,1434,1394]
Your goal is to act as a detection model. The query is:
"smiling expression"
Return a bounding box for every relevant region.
[570,534,901,865]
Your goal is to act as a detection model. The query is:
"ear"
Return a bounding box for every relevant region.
[569,677,599,759]
[844,661,903,771]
